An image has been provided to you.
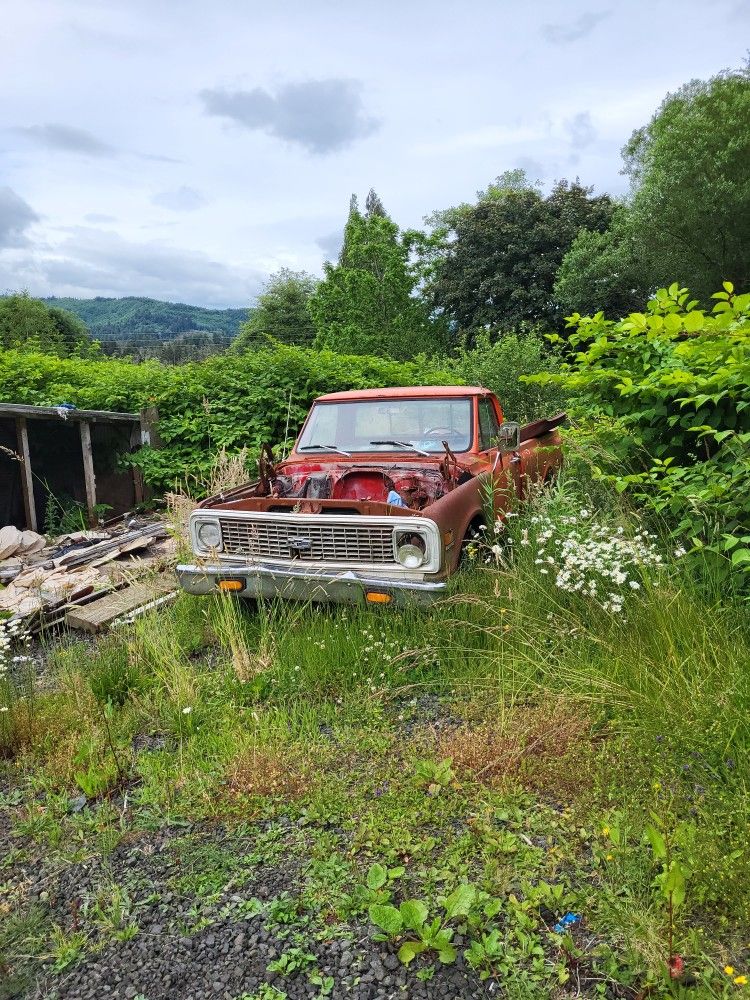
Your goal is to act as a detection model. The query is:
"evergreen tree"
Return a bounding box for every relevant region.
[310,193,446,359]
[365,188,387,218]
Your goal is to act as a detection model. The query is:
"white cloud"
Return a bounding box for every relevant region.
[412,124,548,157]
[4,227,263,307]
[566,112,597,149]
[12,123,116,157]
[0,188,39,248]
[152,186,207,212]
[201,78,380,154]
[541,10,610,44]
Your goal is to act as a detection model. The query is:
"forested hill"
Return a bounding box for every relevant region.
[42,296,249,342]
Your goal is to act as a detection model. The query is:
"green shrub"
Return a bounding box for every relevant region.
[528,283,750,586]
[456,330,567,423]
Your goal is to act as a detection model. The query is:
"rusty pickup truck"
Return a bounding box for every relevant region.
[176,386,565,606]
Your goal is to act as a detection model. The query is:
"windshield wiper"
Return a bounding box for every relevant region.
[369,439,430,456]
[299,443,352,457]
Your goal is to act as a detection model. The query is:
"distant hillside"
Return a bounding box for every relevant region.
[43,296,250,343]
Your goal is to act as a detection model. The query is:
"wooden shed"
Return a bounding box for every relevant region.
[0,404,159,531]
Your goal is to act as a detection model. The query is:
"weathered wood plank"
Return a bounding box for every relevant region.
[79,422,97,527]
[66,579,176,633]
[0,403,139,423]
[57,523,168,568]
[15,417,37,532]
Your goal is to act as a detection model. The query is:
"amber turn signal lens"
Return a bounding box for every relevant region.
[218,579,244,592]
[366,591,392,604]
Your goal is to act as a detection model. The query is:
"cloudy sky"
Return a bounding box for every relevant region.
[1,0,747,308]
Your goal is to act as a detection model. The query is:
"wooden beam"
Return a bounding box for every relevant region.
[15,417,37,532]
[135,406,161,505]
[79,421,97,527]
[139,406,162,449]
[0,403,139,423]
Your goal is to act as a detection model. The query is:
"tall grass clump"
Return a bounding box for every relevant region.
[0,619,36,759]
[467,473,750,921]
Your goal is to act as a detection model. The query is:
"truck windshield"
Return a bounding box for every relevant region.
[297,398,473,454]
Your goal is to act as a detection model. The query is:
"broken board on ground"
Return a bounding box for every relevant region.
[66,579,177,633]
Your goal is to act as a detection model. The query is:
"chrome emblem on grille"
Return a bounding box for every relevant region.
[287,536,313,555]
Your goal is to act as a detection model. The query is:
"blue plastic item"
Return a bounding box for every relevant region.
[553,912,580,933]
[387,490,408,508]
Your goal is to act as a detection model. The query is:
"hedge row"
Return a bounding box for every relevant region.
[0,346,457,491]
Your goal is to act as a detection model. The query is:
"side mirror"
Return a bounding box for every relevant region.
[495,421,520,452]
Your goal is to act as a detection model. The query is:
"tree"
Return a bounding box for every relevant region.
[554,206,653,318]
[423,175,615,337]
[48,305,92,354]
[365,188,387,218]
[0,292,94,356]
[233,269,318,351]
[621,65,750,300]
[310,191,447,359]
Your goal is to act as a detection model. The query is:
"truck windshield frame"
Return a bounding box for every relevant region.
[297,398,475,455]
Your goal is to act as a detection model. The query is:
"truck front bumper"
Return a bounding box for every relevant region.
[175,562,447,607]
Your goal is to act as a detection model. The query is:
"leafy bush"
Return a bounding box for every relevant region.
[456,329,567,422]
[529,283,750,584]
[0,293,95,358]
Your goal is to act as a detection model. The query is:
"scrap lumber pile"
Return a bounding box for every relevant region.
[0,519,177,633]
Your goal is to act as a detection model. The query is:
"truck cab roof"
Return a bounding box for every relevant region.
[315,386,489,402]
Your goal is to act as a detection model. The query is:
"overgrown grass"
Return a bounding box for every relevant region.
[1,475,748,997]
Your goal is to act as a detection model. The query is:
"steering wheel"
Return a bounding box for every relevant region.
[423,426,452,437]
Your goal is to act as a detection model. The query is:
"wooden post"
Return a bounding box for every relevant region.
[139,406,161,449]
[15,417,37,532]
[134,407,160,505]
[79,421,97,526]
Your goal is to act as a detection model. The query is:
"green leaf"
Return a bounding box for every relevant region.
[432,928,454,949]
[397,940,426,965]
[367,863,387,891]
[443,883,476,920]
[682,310,704,333]
[437,944,458,964]
[368,903,403,936]
[399,899,429,933]
[644,824,666,861]
[663,863,687,909]
[731,548,750,566]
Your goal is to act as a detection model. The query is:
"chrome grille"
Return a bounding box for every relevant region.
[219,517,396,564]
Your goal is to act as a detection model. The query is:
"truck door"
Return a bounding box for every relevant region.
[477,395,522,511]
[478,396,517,508]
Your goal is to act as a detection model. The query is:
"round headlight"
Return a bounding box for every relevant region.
[197,520,222,550]
[396,534,426,569]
